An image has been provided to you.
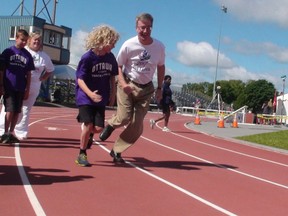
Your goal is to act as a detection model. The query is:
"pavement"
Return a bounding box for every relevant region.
[186,119,288,154]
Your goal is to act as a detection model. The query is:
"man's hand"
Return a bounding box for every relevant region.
[122,84,135,95]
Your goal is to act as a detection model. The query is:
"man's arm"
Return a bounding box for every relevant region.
[157,64,165,89]
[155,64,165,102]
[117,66,134,95]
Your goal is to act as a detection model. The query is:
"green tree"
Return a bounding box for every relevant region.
[239,79,275,113]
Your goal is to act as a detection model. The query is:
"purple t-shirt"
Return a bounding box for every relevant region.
[75,50,118,106]
[2,46,35,92]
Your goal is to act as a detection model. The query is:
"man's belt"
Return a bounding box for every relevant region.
[125,76,152,88]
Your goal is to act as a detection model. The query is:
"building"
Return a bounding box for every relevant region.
[0,0,72,65]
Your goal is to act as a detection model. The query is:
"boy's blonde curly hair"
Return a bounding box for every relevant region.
[85,25,120,50]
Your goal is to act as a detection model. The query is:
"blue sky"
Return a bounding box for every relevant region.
[1,0,288,92]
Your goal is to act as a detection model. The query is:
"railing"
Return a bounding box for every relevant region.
[37,78,75,104]
[174,105,248,124]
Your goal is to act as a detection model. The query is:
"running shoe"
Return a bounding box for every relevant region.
[150,119,155,129]
[162,127,171,132]
[75,153,91,167]
[0,134,10,143]
[9,134,20,143]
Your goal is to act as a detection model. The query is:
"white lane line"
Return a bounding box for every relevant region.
[141,136,288,189]
[180,124,288,167]
[96,142,237,216]
[0,156,15,159]
[14,114,73,216]
[15,142,46,216]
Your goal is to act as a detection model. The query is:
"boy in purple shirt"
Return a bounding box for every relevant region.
[75,25,119,166]
[0,29,34,143]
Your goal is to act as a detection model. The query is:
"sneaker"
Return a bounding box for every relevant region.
[99,125,114,141]
[75,153,91,167]
[110,150,125,163]
[150,119,155,129]
[162,127,171,132]
[1,134,19,143]
[87,133,94,149]
[1,134,10,143]
[9,134,20,143]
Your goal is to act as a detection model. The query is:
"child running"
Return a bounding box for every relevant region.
[75,25,119,166]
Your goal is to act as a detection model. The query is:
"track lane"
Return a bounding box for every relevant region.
[1,106,287,216]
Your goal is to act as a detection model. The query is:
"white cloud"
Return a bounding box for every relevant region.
[220,66,265,81]
[232,40,288,63]
[69,28,285,91]
[69,30,88,65]
[214,0,288,27]
[176,41,235,68]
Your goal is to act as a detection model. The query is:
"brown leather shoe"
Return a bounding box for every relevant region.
[99,125,114,141]
[110,150,125,163]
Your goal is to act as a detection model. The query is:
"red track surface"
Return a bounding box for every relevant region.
[1,105,287,216]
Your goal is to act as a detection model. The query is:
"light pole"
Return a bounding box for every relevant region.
[209,5,227,109]
[281,75,286,125]
[216,85,222,115]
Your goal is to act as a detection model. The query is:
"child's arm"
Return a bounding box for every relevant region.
[77,78,102,103]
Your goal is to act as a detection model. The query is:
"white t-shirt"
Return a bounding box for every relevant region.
[25,47,54,90]
[117,36,165,85]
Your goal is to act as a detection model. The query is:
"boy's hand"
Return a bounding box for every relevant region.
[90,90,102,102]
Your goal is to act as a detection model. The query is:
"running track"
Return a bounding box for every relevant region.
[0,105,287,216]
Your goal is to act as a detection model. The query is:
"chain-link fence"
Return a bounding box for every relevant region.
[37,78,75,105]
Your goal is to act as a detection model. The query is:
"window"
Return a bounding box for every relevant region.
[43,30,62,47]
[62,36,70,49]
[9,26,33,40]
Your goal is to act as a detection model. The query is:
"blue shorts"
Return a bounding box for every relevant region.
[162,104,170,114]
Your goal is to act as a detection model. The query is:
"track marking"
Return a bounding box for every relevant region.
[180,125,288,167]
[96,142,237,216]
[140,135,288,189]
[15,142,46,216]
[155,122,288,167]
[13,114,73,216]
[0,156,15,159]
[45,127,68,131]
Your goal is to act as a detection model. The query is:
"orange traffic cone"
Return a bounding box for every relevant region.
[217,114,225,128]
[194,113,201,125]
[231,114,238,128]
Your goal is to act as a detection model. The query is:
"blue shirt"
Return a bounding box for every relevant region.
[162,82,173,105]
[75,50,118,106]
[2,46,35,92]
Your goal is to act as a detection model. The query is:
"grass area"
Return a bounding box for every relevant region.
[236,130,288,151]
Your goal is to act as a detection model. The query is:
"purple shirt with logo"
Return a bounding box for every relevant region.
[75,50,118,106]
[2,46,35,92]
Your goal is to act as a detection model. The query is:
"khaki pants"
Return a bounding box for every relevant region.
[108,81,154,153]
